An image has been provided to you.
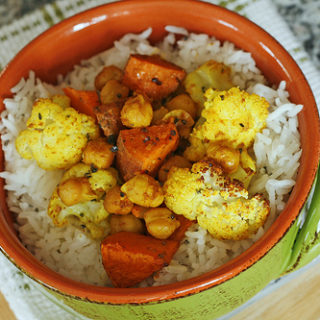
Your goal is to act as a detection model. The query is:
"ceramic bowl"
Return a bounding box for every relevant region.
[0,1,319,319]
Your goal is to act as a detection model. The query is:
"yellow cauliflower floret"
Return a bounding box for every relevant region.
[198,87,269,149]
[48,163,117,239]
[15,97,99,170]
[184,60,234,116]
[164,160,269,240]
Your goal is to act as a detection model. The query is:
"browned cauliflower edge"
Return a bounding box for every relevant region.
[163,160,270,240]
[15,96,99,170]
[48,163,117,239]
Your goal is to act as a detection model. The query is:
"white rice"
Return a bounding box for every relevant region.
[0,27,302,287]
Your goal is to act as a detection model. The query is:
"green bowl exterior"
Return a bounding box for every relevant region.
[286,166,320,272]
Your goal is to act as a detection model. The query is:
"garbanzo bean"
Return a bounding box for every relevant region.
[131,205,148,219]
[58,177,96,206]
[121,174,164,208]
[166,94,197,119]
[109,214,145,234]
[144,207,180,240]
[95,65,123,91]
[100,79,129,105]
[158,155,192,183]
[104,185,134,215]
[82,138,115,169]
[207,143,240,173]
[120,94,153,128]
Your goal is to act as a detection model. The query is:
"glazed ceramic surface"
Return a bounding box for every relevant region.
[0,1,319,319]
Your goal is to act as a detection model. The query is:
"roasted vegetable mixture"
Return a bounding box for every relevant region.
[16,53,270,288]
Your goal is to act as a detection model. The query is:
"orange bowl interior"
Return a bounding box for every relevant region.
[0,0,319,304]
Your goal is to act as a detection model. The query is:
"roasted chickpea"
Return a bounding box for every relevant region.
[95,65,123,91]
[100,79,129,105]
[207,143,240,173]
[144,208,180,240]
[166,94,197,119]
[109,214,145,234]
[82,138,115,169]
[158,155,192,183]
[58,177,96,206]
[104,185,134,215]
[151,106,168,125]
[120,94,153,128]
[131,205,148,219]
[121,174,164,208]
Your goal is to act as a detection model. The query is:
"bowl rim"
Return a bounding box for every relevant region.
[0,0,319,304]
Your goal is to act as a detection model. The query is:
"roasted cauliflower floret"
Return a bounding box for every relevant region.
[184,60,234,115]
[192,87,269,149]
[48,163,117,239]
[163,160,269,240]
[15,97,99,170]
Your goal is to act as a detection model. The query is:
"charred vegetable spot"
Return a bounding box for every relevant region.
[170,215,175,220]
[80,213,84,217]
[66,114,71,118]
[161,241,167,246]
[90,164,98,173]
[141,127,148,133]
[201,86,206,93]
[164,169,169,173]
[144,169,150,174]
[163,262,169,267]
[220,95,225,101]
[158,253,165,259]
[143,136,151,143]
[110,145,118,153]
[196,188,202,194]
[170,130,176,136]
[208,162,213,167]
[3,140,9,146]
[155,137,160,141]
[181,120,187,125]
[84,172,92,178]
[80,224,86,229]
[239,123,244,127]
[239,148,243,153]
[35,208,39,212]
[120,191,125,197]
[152,77,162,86]
[117,93,122,99]
[158,157,162,161]
[107,135,117,145]
[86,133,90,140]
[38,113,42,120]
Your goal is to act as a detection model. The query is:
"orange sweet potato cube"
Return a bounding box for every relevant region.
[122,54,186,100]
[101,231,179,288]
[116,123,179,181]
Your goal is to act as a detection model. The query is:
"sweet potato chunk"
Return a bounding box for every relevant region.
[101,231,179,287]
[94,103,122,142]
[63,87,100,119]
[122,54,186,100]
[116,123,179,181]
